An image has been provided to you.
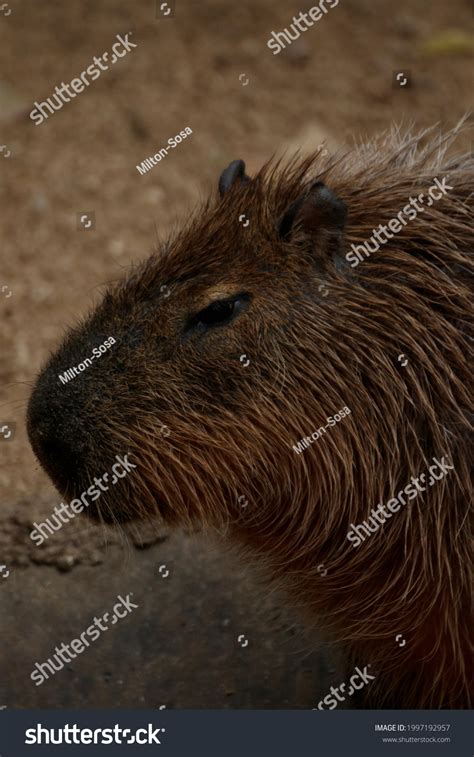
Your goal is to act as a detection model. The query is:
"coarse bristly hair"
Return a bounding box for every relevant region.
[28,122,473,709]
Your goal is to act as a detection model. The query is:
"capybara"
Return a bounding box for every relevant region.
[27,124,473,709]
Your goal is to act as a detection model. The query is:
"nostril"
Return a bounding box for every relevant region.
[39,434,66,468]
[27,394,49,453]
[27,391,78,495]
[26,406,46,457]
[28,420,79,496]
[28,414,56,461]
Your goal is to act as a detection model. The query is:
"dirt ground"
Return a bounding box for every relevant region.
[0,0,473,709]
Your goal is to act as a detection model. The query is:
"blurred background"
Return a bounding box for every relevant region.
[0,0,473,708]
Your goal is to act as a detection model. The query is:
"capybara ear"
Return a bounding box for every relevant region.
[278,181,347,246]
[218,159,251,196]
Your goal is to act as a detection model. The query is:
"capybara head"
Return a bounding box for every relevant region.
[27,125,473,708]
[27,156,349,526]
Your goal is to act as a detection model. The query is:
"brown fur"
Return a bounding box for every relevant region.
[28,124,473,708]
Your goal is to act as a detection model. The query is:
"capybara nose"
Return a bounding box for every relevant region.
[27,383,85,496]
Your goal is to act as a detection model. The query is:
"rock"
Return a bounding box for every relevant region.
[57,554,76,572]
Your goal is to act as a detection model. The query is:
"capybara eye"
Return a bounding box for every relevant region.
[189,294,249,331]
